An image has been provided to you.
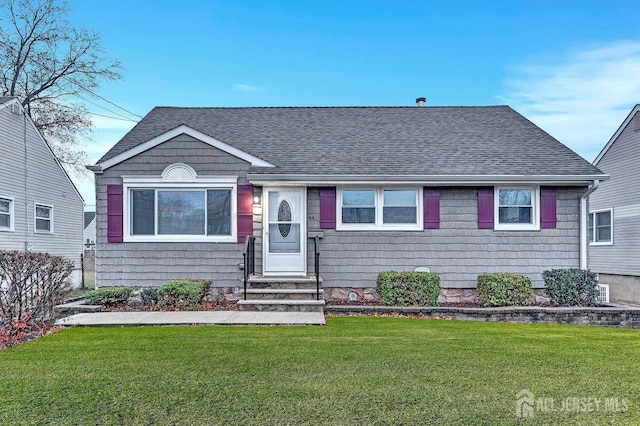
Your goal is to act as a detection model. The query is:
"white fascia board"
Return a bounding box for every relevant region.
[98,124,275,170]
[247,174,609,186]
[122,175,238,184]
[593,104,640,166]
[0,97,21,112]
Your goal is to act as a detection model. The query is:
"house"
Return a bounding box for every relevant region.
[88,101,606,303]
[84,211,96,249]
[0,97,84,287]
[589,104,640,304]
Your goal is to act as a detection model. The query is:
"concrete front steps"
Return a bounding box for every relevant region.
[237,275,325,312]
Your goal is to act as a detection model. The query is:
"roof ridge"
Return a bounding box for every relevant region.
[151,105,510,110]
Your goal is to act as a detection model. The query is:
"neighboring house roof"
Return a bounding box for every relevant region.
[593,104,640,166]
[84,211,96,229]
[96,105,604,181]
[0,96,17,104]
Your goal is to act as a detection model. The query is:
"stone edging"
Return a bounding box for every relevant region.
[325,305,640,328]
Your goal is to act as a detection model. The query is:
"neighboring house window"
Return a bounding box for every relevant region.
[494,187,540,231]
[588,209,613,245]
[337,188,421,230]
[34,204,53,233]
[0,197,14,231]
[125,185,236,242]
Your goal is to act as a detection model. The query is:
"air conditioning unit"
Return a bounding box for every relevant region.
[596,284,609,304]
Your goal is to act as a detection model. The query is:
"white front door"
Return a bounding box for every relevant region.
[263,187,306,275]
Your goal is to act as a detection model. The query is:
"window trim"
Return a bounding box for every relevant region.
[123,177,237,242]
[34,203,54,234]
[0,196,14,232]
[336,187,423,231]
[588,208,613,246]
[494,186,540,231]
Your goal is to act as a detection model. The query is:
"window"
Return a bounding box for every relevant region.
[0,197,13,231]
[494,187,540,230]
[589,209,613,245]
[127,186,235,241]
[338,188,421,230]
[34,204,53,233]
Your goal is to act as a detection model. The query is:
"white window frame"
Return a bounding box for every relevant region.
[123,176,237,243]
[494,186,540,231]
[336,187,423,231]
[34,203,54,234]
[0,196,14,232]
[588,208,613,246]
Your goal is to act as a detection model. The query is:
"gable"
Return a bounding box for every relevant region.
[97,124,274,171]
[593,104,640,166]
[0,99,83,203]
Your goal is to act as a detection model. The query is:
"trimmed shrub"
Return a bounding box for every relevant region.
[376,271,441,307]
[477,273,533,307]
[542,268,599,306]
[85,287,134,307]
[158,279,211,309]
[140,288,158,306]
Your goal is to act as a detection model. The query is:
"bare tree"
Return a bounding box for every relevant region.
[0,0,121,172]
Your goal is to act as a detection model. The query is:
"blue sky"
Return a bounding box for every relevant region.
[68,1,640,205]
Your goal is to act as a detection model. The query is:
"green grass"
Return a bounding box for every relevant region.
[1,317,639,425]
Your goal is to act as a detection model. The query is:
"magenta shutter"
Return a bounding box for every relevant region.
[477,187,494,229]
[106,185,123,243]
[423,188,440,229]
[319,187,336,229]
[237,185,254,243]
[540,187,557,229]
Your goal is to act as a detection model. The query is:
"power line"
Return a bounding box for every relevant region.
[75,93,137,121]
[88,111,138,122]
[63,76,143,119]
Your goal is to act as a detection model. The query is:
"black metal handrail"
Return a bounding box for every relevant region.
[242,236,255,300]
[313,235,320,300]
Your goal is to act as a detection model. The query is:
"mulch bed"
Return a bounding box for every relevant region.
[104,300,238,312]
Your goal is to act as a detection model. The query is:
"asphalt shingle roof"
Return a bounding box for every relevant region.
[99,106,602,177]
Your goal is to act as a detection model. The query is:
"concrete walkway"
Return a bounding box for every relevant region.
[56,311,325,326]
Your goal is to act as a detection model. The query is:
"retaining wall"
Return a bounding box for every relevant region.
[325,305,640,328]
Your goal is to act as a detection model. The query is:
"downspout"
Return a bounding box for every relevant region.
[22,107,30,252]
[580,180,600,270]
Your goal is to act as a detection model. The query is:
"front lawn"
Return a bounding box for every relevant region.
[1,317,639,425]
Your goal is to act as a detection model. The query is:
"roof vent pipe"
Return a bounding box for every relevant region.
[416,97,426,107]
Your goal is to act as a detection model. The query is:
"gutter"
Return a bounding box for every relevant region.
[247,173,609,186]
[580,180,600,270]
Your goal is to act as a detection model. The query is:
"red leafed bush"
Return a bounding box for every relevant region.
[0,250,73,349]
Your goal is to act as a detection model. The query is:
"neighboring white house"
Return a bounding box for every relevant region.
[589,104,640,304]
[0,96,84,287]
[84,211,96,248]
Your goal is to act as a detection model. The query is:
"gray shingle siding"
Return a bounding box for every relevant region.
[95,135,251,288]
[589,110,640,276]
[0,101,84,285]
[99,182,581,289]
[304,187,582,289]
